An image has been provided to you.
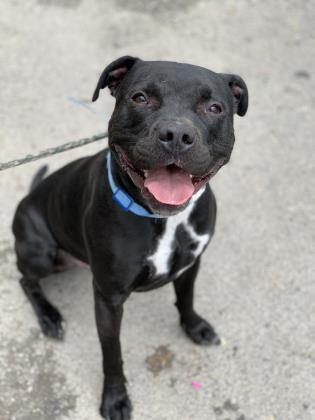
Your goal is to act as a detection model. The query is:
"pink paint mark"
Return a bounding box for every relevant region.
[191,380,202,390]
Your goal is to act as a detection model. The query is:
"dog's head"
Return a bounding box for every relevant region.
[93,56,248,216]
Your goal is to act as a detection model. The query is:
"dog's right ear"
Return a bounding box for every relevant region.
[92,56,140,102]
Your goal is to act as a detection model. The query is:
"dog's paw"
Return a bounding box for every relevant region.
[100,387,132,420]
[181,315,220,346]
[38,304,64,340]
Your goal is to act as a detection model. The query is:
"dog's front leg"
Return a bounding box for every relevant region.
[174,257,220,346]
[93,282,131,420]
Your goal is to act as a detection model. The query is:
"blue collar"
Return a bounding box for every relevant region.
[106,152,165,218]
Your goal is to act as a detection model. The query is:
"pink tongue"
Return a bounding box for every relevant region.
[144,167,194,205]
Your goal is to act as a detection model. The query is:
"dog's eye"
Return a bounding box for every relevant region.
[208,104,222,114]
[132,93,148,104]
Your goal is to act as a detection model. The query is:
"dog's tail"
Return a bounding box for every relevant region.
[29,165,48,192]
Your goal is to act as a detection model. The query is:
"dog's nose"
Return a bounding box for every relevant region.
[158,122,195,152]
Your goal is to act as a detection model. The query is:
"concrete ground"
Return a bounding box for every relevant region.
[1,0,315,419]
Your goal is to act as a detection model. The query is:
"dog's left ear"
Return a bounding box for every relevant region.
[92,56,141,102]
[220,74,248,116]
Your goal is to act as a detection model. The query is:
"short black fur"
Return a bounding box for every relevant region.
[12,56,248,420]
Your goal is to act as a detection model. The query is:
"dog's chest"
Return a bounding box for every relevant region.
[134,202,210,291]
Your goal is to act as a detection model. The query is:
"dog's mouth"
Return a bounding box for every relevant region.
[116,149,225,206]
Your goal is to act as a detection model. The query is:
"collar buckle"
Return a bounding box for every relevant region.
[112,189,134,211]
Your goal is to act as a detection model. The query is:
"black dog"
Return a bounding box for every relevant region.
[12,56,248,420]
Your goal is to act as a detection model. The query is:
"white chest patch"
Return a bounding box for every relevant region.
[147,190,210,278]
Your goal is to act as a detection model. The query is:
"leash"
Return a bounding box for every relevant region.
[0,95,107,172]
[0,132,108,172]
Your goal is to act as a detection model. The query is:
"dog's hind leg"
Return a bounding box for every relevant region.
[20,275,64,339]
[13,205,64,339]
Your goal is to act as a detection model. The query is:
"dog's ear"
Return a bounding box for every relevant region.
[92,56,141,102]
[220,74,248,116]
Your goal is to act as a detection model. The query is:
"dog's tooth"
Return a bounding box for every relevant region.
[144,170,148,178]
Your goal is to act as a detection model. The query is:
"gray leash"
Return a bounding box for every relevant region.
[0,132,108,172]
